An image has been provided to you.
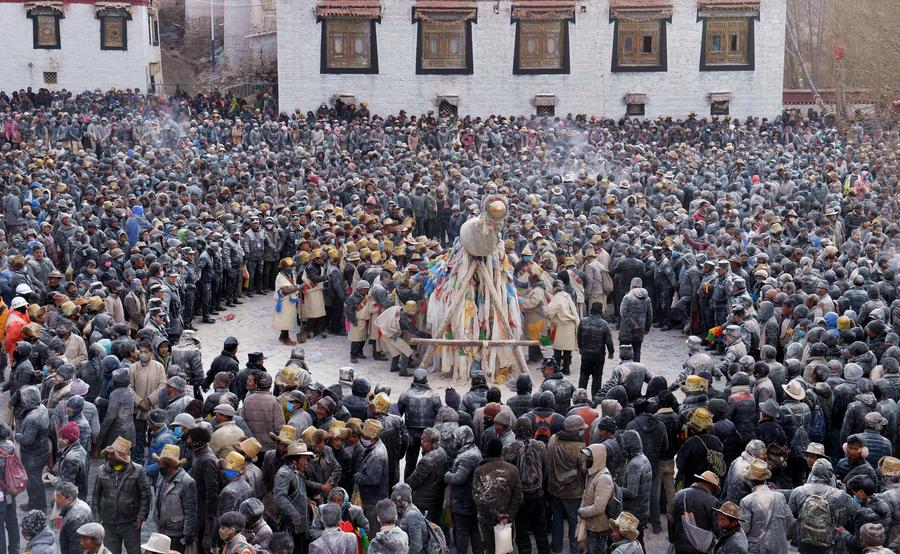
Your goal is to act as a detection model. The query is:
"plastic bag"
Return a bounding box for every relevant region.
[494,522,514,554]
[351,484,364,508]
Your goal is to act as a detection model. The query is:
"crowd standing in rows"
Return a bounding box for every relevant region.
[0,86,898,554]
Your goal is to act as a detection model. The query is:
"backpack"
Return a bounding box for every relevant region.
[0,445,27,496]
[533,415,553,443]
[796,492,834,547]
[697,435,727,477]
[516,440,543,495]
[605,479,623,519]
[425,519,448,554]
[808,405,826,444]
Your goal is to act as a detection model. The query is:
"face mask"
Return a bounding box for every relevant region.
[360,437,374,448]
[523,256,532,262]
[223,469,240,481]
[42,365,49,375]
[286,402,294,412]
[172,427,183,438]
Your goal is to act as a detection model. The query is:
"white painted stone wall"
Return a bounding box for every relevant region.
[223,0,276,75]
[0,2,162,93]
[277,0,785,117]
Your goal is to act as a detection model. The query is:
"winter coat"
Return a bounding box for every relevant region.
[598,361,654,402]
[547,431,586,499]
[190,445,219,548]
[56,442,89,499]
[398,383,442,432]
[676,432,724,488]
[670,485,718,554]
[520,284,550,341]
[577,313,615,356]
[739,484,794,554]
[722,450,757,505]
[368,525,409,554]
[398,503,430,554]
[472,456,523,524]
[620,429,652,524]
[625,412,668,469]
[547,291,580,351]
[98,368,135,448]
[354,439,390,508]
[219,474,252,519]
[507,392,532,418]
[727,388,758,443]
[156,468,198,538]
[310,527,358,554]
[619,287,652,342]
[130,358,166,420]
[207,350,240,388]
[210,420,246,459]
[17,386,50,467]
[788,460,857,548]
[406,445,447,510]
[841,393,877,444]
[171,335,204,390]
[444,428,482,515]
[59,498,93,554]
[24,528,56,554]
[344,379,370,420]
[579,443,615,532]
[461,384,489,416]
[714,527,750,554]
[540,372,576,414]
[274,464,311,533]
[145,426,177,482]
[241,390,285,452]
[91,461,151,525]
[304,446,342,499]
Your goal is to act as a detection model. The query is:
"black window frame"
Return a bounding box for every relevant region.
[512,17,572,75]
[610,16,668,73]
[626,102,646,116]
[414,14,475,75]
[28,8,63,50]
[698,15,756,72]
[319,17,380,75]
[98,9,131,51]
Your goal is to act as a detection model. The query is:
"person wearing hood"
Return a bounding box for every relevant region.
[626,399,668,534]
[578,301,616,396]
[788,458,857,553]
[461,371,490,416]
[398,368,442,478]
[405,427,447,526]
[4,341,36,422]
[20,510,54,554]
[78,341,107,403]
[344,376,370,420]
[309,487,369,541]
[721,440,767,505]
[144,409,177,483]
[91,436,151,554]
[546,413,588,551]
[391,483,430,554]
[618,429,652,539]
[187,425,219,551]
[444,425,483,553]
[50,422,89,499]
[841,379,879,444]
[15,385,49,511]
[367,499,409,554]
[578,443,615,554]
[508,373,534,417]
[309,503,357,554]
[618,277,653,362]
[98,368,136,450]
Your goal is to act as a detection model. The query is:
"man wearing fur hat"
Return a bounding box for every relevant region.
[218,451,252,519]
[274,442,315,551]
[153,443,197,553]
[609,512,643,554]
[91,436,151,554]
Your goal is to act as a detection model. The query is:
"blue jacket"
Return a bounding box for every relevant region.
[145,427,177,482]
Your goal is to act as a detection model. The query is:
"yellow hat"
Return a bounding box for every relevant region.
[383,239,394,251]
[151,443,186,467]
[682,375,709,393]
[345,241,357,253]
[879,456,900,478]
[311,248,323,259]
[219,451,245,473]
[300,426,326,446]
[270,425,297,444]
[298,251,310,264]
[689,407,714,431]
[404,300,418,315]
[369,392,391,414]
[61,301,79,317]
[235,438,262,462]
[359,247,371,258]
[102,436,133,460]
[370,251,383,264]
[383,259,397,273]
[361,419,383,440]
[275,366,298,388]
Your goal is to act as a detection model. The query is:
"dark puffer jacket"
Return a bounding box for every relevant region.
[577,313,615,356]
[507,374,533,418]
[620,430,652,524]
[344,377,370,420]
[619,287,653,342]
[17,386,50,468]
[444,426,482,515]
[91,460,151,525]
[624,412,668,469]
[406,445,448,511]
[540,372,576,414]
[398,382,442,433]
[98,368,135,448]
[171,333,204,390]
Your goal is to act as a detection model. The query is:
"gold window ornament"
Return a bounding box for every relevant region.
[325,19,372,69]
[421,20,466,70]
[704,18,750,65]
[518,20,564,70]
[616,19,661,67]
[35,14,60,48]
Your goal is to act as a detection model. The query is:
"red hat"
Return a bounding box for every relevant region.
[58,421,80,443]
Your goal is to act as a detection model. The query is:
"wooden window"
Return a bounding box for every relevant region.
[324,19,373,71]
[43,71,57,85]
[615,19,662,68]
[517,20,565,72]
[32,12,61,49]
[420,20,467,71]
[536,104,555,117]
[101,15,128,50]
[438,100,458,118]
[704,18,749,66]
[626,102,645,116]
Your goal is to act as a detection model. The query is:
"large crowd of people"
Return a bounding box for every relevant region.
[0,85,898,554]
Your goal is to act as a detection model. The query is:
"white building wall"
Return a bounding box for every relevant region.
[278,0,785,118]
[0,2,162,93]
